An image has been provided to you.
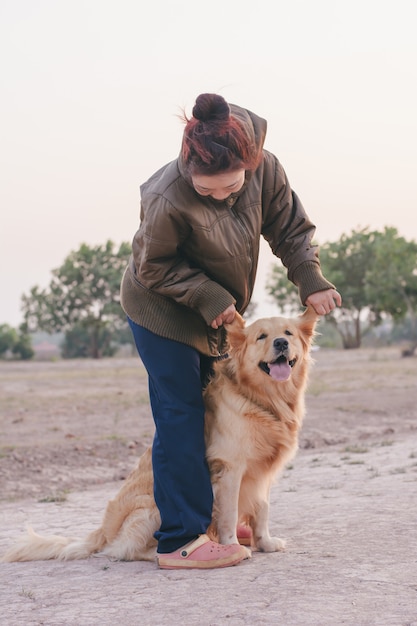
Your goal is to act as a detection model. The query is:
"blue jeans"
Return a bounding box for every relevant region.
[127,318,214,553]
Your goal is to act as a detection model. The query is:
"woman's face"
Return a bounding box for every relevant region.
[191,169,245,201]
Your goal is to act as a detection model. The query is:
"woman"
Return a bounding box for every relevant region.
[121,93,341,569]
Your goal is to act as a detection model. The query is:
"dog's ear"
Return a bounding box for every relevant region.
[225,312,246,349]
[298,306,319,340]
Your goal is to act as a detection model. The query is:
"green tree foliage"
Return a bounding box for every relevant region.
[267,227,417,352]
[266,262,300,316]
[0,324,18,357]
[13,324,35,360]
[318,227,377,348]
[0,323,34,360]
[21,241,131,358]
[364,227,417,355]
[61,323,117,359]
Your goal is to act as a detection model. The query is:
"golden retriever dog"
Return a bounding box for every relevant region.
[2,307,317,563]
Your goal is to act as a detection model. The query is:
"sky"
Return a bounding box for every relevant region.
[1,0,416,326]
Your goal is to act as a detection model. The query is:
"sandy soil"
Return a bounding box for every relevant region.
[0,347,416,625]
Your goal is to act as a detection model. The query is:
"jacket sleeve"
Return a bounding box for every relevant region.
[261,152,335,304]
[131,193,235,324]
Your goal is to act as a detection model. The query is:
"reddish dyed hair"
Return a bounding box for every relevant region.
[181,93,259,176]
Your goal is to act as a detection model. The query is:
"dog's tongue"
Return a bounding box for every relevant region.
[268,362,291,381]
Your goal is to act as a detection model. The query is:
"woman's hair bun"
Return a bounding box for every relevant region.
[192,93,230,123]
[182,92,260,174]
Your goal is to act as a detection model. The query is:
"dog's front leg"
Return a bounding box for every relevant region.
[253,496,286,552]
[210,462,243,545]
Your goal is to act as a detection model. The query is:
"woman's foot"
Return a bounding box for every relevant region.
[157,534,250,570]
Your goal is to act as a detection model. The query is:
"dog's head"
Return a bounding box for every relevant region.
[225,307,318,385]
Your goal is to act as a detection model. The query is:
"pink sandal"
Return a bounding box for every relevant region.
[157,534,249,570]
[237,524,253,546]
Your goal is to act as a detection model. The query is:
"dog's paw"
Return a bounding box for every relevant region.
[256,536,286,552]
[242,546,252,559]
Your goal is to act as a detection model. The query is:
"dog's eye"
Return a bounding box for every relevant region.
[257,333,267,341]
[284,330,293,336]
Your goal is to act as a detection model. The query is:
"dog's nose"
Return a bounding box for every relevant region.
[273,338,289,352]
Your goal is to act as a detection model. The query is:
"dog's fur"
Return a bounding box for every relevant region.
[2,307,317,563]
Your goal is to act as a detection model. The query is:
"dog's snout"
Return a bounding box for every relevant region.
[273,338,289,352]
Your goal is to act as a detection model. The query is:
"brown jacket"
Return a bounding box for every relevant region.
[120,103,334,356]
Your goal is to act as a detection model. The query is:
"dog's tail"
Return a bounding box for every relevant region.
[2,448,158,563]
[1,526,106,562]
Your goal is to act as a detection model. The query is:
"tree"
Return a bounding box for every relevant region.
[22,241,131,358]
[13,323,35,360]
[365,227,417,356]
[0,324,18,357]
[266,261,301,316]
[266,227,417,352]
[0,323,34,360]
[318,227,377,348]
[61,323,117,359]
[266,229,375,348]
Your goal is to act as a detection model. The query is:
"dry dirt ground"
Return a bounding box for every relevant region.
[0,347,416,626]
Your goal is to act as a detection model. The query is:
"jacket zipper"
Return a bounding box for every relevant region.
[230,205,253,310]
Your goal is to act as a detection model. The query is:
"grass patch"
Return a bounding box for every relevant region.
[0,445,15,458]
[38,491,69,503]
[103,434,127,443]
[367,467,380,478]
[19,587,35,600]
[321,483,342,490]
[342,445,369,454]
[390,467,407,475]
[307,381,331,396]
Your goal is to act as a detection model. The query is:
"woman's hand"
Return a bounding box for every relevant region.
[305,289,342,316]
[210,304,236,329]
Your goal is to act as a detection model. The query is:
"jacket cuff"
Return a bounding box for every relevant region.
[292,261,335,305]
[190,280,236,325]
